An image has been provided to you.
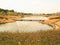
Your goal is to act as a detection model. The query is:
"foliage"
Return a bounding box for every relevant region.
[0,8,33,16]
[0,8,14,13]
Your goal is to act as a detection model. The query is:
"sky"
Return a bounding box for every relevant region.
[0,0,60,14]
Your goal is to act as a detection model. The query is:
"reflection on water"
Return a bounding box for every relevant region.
[0,21,53,32]
[17,16,49,21]
[16,21,53,32]
[0,22,19,32]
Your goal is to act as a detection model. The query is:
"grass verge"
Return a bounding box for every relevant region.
[0,30,60,45]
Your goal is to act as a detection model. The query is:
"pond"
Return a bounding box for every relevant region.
[0,21,53,32]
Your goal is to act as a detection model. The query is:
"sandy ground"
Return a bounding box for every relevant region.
[43,15,60,30]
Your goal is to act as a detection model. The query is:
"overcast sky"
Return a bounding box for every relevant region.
[0,0,60,13]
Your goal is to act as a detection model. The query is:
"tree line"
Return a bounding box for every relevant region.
[0,8,33,16]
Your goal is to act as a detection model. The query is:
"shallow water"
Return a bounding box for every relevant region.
[16,16,49,21]
[0,21,53,32]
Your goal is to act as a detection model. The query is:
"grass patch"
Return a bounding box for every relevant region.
[0,30,60,45]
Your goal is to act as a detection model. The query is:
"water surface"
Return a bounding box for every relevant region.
[0,21,53,32]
